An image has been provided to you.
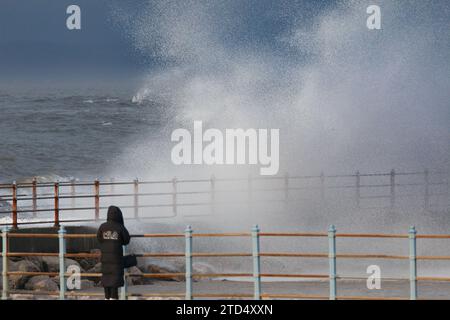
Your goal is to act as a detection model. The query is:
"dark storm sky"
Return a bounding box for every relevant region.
[0,0,145,79]
[0,0,334,81]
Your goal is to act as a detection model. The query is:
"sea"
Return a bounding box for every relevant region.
[0,87,167,183]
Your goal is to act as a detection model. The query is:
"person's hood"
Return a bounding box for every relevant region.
[107,205,124,225]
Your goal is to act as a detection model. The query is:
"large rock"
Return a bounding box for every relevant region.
[87,262,102,273]
[146,262,185,282]
[24,275,59,291]
[79,258,96,272]
[126,266,145,286]
[86,262,102,285]
[8,259,41,289]
[41,256,81,272]
[25,257,46,271]
[78,249,100,272]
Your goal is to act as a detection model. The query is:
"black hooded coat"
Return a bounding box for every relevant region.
[96,206,130,287]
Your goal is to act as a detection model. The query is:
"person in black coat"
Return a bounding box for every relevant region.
[96,205,130,300]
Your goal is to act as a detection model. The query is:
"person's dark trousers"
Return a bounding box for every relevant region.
[104,287,119,300]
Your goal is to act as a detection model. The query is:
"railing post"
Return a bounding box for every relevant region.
[2,226,9,300]
[134,178,139,220]
[252,225,261,300]
[355,171,360,209]
[409,226,417,300]
[94,179,100,221]
[210,175,216,215]
[320,172,325,202]
[185,225,193,300]
[54,182,60,227]
[424,169,429,211]
[172,177,177,216]
[70,178,76,210]
[120,245,127,300]
[11,181,17,230]
[32,177,37,217]
[390,169,396,210]
[328,225,337,300]
[58,225,66,300]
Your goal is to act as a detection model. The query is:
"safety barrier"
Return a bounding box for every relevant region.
[2,225,450,300]
[0,169,448,228]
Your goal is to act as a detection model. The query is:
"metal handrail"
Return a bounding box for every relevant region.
[2,227,450,300]
[1,169,449,228]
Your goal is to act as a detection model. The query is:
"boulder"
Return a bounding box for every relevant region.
[87,262,102,273]
[24,275,59,291]
[86,262,102,285]
[24,257,46,271]
[146,262,184,282]
[79,258,96,272]
[41,256,81,272]
[51,276,60,286]
[126,266,144,286]
[8,259,41,289]
[79,249,100,271]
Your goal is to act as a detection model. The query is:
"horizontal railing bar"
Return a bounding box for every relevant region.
[260,253,327,258]
[3,185,448,202]
[259,232,327,237]
[337,254,408,260]
[7,252,59,257]
[7,233,59,238]
[192,253,252,257]
[260,274,328,278]
[5,231,450,240]
[140,273,184,278]
[417,235,450,239]
[192,273,251,278]
[417,277,450,281]
[135,180,173,185]
[1,171,447,187]
[337,276,408,281]
[131,234,184,238]
[193,233,251,237]
[7,271,59,276]
[417,256,450,260]
[417,276,450,282]
[336,233,409,238]
[138,253,184,257]
[74,273,101,277]
[64,253,99,258]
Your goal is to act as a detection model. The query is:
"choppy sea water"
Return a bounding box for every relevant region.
[0,91,166,182]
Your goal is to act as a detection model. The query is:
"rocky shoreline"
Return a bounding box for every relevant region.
[0,250,215,293]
